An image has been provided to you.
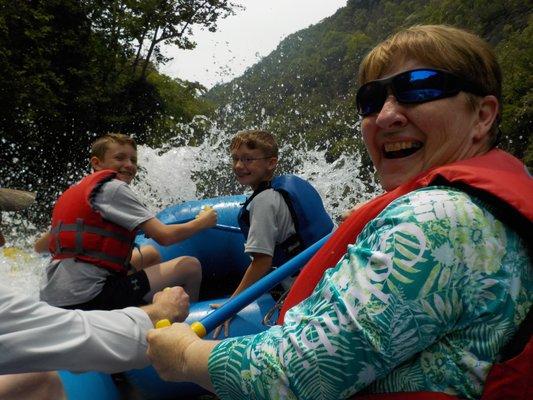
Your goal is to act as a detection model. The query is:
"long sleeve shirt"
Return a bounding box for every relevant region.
[1,283,152,374]
[208,186,532,400]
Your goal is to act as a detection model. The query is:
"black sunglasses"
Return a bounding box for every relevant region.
[356,68,486,117]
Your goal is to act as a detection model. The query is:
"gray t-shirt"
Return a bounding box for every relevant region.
[244,188,295,258]
[39,179,154,306]
[244,189,296,290]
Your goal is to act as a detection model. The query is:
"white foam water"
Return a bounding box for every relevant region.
[1,121,379,299]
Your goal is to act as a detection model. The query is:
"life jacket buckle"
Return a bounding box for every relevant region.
[262,288,289,327]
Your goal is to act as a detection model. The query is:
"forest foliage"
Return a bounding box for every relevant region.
[0,0,236,222]
[207,0,532,168]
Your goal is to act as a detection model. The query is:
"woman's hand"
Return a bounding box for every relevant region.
[146,323,218,391]
[146,323,198,381]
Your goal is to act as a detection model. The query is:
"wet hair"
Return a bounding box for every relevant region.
[358,24,502,144]
[91,133,137,159]
[230,130,279,158]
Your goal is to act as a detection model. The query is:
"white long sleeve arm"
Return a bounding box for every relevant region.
[0,283,152,374]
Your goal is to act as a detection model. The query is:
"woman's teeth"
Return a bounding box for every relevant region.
[383,141,423,159]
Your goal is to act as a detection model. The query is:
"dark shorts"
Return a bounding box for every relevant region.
[63,270,151,311]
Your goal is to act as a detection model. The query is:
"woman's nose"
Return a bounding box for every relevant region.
[375,95,408,129]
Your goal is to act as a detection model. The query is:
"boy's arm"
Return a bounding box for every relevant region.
[211,253,272,337]
[139,207,217,246]
[34,231,51,253]
[230,253,272,297]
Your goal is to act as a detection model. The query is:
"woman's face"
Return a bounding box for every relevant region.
[361,59,493,191]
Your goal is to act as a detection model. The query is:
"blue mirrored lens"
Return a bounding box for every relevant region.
[395,69,457,102]
[399,88,446,102]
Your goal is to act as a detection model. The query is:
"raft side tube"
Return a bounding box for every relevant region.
[58,370,120,400]
[135,195,251,299]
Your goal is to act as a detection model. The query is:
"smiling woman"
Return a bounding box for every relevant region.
[146,25,532,400]
[360,60,498,191]
[358,26,501,192]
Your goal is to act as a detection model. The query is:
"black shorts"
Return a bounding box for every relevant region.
[63,270,151,311]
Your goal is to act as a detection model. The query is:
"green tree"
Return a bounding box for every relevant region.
[125,0,239,79]
[0,0,236,226]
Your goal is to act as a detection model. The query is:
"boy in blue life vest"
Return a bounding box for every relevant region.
[36,133,217,310]
[212,130,333,337]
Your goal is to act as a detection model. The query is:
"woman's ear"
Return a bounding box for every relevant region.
[473,95,499,142]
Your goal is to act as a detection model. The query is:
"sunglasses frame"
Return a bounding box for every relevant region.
[356,68,487,117]
[230,155,273,166]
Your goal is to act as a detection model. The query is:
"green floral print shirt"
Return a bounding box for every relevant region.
[208,187,532,400]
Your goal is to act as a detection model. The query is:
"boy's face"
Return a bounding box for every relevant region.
[231,144,277,190]
[91,142,138,184]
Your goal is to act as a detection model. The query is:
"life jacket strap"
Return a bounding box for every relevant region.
[51,220,131,243]
[51,218,131,268]
[53,247,127,265]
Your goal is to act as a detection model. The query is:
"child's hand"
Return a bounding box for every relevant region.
[196,206,217,229]
[209,303,233,338]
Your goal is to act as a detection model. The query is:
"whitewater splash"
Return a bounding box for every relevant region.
[1,120,379,299]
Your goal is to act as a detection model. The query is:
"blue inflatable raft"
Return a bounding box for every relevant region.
[59,195,279,399]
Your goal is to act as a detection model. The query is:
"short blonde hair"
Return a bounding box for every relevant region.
[358,25,501,141]
[230,130,279,158]
[91,133,137,159]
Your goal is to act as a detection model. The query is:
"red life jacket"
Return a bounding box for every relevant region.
[49,169,136,274]
[278,149,533,399]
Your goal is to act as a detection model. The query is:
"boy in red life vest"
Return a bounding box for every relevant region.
[36,133,216,310]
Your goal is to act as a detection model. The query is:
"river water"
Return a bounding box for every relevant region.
[0,122,380,299]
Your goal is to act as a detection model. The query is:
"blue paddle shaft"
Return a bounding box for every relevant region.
[199,232,332,333]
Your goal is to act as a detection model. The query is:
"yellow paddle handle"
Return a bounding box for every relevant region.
[190,321,207,338]
[155,319,171,329]
[155,289,206,336]
[155,319,206,338]
[195,205,212,218]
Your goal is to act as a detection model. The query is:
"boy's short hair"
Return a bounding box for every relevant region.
[230,130,279,158]
[91,133,137,159]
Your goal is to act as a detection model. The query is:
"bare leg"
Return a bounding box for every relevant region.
[143,256,202,302]
[0,372,65,400]
[130,245,161,271]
